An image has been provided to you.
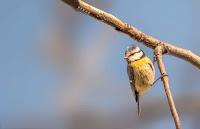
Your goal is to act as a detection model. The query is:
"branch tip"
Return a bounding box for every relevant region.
[61,0,80,9]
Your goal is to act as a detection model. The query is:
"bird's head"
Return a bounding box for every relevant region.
[124,45,145,62]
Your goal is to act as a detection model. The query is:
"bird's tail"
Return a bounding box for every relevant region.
[135,93,140,116]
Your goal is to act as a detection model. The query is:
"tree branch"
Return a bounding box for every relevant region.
[62,0,200,69]
[61,0,199,129]
[154,45,182,129]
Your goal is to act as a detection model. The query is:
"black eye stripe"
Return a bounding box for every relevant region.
[129,50,142,56]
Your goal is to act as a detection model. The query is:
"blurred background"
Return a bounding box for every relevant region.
[0,0,200,128]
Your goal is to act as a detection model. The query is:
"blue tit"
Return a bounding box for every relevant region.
[124,45,155,116]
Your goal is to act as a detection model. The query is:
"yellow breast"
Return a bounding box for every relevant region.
[130,56,155,96]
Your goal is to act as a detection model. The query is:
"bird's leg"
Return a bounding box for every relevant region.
[152,73,168,86]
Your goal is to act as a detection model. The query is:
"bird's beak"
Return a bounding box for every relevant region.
[124,56,128,59]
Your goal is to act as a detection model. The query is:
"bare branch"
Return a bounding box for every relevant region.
[61,0,200,69]
[60,0,200,128]
[154,45,182,129]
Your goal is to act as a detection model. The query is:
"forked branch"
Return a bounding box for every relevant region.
[61,0,200,129]
[61,0,200,69]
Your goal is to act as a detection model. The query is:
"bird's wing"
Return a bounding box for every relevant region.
[127,65,138,102]
[127,65,140,116]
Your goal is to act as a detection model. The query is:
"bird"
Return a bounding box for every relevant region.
[124,45,155,116]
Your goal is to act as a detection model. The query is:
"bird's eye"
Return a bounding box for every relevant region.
[129,53,135,56]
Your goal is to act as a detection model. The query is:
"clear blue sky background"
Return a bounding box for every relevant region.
[0,0,200,128]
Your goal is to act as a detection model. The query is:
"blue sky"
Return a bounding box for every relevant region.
[0,0,200,128]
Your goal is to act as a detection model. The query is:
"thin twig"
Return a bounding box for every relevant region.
[61,0,200,69]
[154,45,182,129]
